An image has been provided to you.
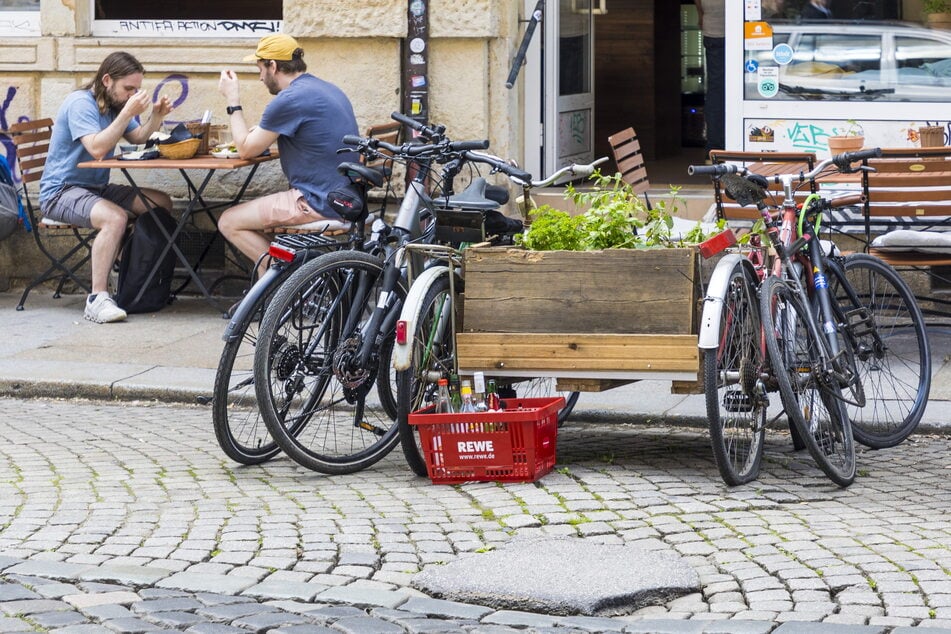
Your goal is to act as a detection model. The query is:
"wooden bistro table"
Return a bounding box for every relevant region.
[79,151,279,311]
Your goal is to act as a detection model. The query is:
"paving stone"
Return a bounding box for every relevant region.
[28,610,89,628]
[304,605,370,624]
[314,586,409,610]
[480,610,561,628]
[620,619,707,633]
[230,610,311,631]
[4,561,93,581]
[0,559,25,573]
[0,585,40,602]
[399,596,493,620]
[326,616,404,634]
[155,573,255,595]
[183,624,246,634]
[100,617,166,632]
[700,620,774,634]
[772,623,888,633]
[141,610,206,628]
[196,601,279,622]
[130,597,202,614]
[241,580,322,602]
[0,616,34,633]
[62,591,140,610]
[47,625,113,634]
[78,567,168,587]
[269,626,336,634]
[0,598,72,615]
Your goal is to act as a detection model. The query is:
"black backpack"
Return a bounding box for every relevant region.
[115,208,177,314]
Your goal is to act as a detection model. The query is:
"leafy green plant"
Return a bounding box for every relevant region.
[924,0,951,14]
[516,170,719,251]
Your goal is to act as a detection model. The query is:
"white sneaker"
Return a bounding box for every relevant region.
[84,293,127,323]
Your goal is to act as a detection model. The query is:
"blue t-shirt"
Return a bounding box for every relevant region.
[259,73,359,217]
[39,90,138,205]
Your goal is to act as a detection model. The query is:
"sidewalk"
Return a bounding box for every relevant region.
[1,290,950,433]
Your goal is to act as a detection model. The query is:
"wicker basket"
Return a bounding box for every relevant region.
[158,138,201,160]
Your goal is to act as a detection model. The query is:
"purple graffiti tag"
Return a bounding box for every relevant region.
[154,74,190,125]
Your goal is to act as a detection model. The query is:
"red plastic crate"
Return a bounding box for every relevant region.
[408,397,564,484]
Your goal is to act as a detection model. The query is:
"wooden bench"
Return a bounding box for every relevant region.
[857,147,951,313]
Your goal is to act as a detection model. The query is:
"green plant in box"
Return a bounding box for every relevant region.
[517,170,721,251]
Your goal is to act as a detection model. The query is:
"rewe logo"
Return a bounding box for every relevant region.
[457,440,494,453]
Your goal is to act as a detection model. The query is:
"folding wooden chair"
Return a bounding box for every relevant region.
[8,118,98,311]
[608,127,652,209]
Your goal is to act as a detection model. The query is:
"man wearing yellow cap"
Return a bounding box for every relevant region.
[216,34,359,277]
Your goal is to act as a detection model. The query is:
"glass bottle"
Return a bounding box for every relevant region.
[472,372,488,412]
[459,381,477,413]
[449,373,462,411]
[435,378,453,413]
[485,379,501,411]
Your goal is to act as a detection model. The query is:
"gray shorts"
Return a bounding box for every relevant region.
[41,184,139,229]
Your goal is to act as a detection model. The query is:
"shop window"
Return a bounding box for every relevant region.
[92,0,282,37]
[1,0,40,37]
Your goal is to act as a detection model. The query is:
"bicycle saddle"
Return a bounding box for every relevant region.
[442,178,502,211]
[337,162,384,189]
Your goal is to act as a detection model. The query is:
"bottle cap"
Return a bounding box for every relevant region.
[438,378,448,385]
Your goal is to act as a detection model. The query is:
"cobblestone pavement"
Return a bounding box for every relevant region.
[0,397,949,633]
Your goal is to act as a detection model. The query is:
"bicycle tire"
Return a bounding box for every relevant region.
[212,266,295,465]
[827,254,931,448]
[760,275,856,487]
[704,259,766,486]
[397,275,455,476]
[255,250,404,474]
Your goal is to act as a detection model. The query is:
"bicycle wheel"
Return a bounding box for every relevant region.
[827,254,931,448]
[397,275,455,477]
[760,275,855,487]
[255,250,404,474]
[212,266,294,465]
[704,259,766,486]
[496,379,579,425]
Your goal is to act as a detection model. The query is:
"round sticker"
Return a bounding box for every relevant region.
[772,43,794,66]
[410,37,426,53]
[410,0,425,17]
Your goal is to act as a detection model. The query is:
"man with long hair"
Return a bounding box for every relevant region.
[216,34,358,279]
[40,51,173,323]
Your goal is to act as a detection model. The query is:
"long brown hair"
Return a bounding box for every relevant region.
[82,51,145,114]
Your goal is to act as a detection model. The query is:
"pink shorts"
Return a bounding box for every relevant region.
[254,189,337,229]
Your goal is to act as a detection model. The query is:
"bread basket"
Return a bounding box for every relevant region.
[158,138,201,160]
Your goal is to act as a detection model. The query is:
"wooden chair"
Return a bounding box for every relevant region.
[708,150,819,222]
[608,127,652,209]
[8,118,98,310]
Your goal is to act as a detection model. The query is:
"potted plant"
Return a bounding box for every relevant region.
[924,0,951,28]
[827,119,865,154]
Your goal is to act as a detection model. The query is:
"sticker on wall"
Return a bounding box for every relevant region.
[745,59,759,74]
[757,66,779,98]
[772,43,794,65]
[410,75,427,88]
[410,0,425,17]
[749,124,775,143]
[410,38,426,53]
[744,21,773,51]
[745,0,762,21]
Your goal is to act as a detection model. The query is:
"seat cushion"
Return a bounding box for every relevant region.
[871,229,951,254]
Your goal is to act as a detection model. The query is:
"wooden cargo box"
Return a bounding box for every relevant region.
[457,247,702,386]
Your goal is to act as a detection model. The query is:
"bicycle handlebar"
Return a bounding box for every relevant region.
[462,150,533,183]
[688,146,885,182]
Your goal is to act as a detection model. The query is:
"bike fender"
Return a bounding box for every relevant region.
[221,267,283,343]
[698,253,754,350]
[393,266,454,372]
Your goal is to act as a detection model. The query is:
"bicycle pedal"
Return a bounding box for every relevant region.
[843,306,875,338]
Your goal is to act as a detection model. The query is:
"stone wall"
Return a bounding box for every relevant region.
[0,0,516,290]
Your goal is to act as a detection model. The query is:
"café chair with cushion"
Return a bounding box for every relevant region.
[8,118,98,311]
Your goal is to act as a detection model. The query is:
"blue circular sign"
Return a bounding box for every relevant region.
[745,59,759,73]
[772,43,794,65]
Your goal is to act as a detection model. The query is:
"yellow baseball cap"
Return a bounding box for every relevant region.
[243,34,301,62]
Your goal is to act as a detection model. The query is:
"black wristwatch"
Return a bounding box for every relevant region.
[226,105,243,115]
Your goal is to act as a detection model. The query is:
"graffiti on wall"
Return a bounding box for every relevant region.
[93,19,281,38]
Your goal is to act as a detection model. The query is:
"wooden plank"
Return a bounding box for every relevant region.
[457,332,699,373]
[462,247,700,335]
[555,378,635,392]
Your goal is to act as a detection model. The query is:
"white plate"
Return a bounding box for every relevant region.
[210,149,240,159]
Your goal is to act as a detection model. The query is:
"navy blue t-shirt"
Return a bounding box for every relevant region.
[259,73,359,217]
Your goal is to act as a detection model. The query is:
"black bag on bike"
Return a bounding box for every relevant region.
[115,207,177,314]
[327,182,366,222]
